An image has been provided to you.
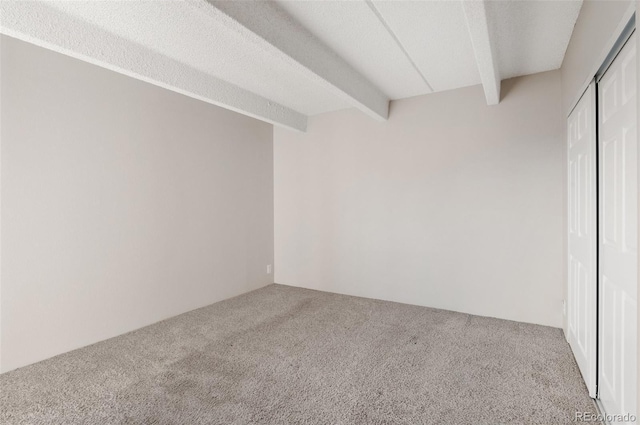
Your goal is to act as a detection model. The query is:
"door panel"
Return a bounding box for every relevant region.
[598,33,638,420]
[603,137,618,246]
[568,81,598,398]
[624,126,638,252]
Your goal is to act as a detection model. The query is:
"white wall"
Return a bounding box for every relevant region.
[275,70,564,328]
[0,36,274,373]
[561,0,634,116]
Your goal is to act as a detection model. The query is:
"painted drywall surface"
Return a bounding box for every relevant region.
[560,0,634,336]
[0,36,274,373]
[274,70,564,328]
[561,0,633,116]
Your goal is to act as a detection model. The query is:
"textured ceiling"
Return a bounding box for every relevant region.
[368,0,481,93]
[275,0,431,100]
[45,1,352,116]
[487,0,583,80]
[0,0,583,130]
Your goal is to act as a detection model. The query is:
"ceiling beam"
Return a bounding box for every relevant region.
[190,0,390,121]
[461,0,501,105]
[0,1,308,132]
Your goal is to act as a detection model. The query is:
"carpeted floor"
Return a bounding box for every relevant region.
[1,284,598,424]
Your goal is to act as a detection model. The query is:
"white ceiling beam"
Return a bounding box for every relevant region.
[190,0,390,121]
[0,1,308,132]
[461,0,501,105]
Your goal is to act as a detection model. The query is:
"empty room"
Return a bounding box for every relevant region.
[0,0,639,424]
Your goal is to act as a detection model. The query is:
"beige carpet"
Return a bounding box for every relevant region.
[1,284,598,424]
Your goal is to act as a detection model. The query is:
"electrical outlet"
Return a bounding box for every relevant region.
[267,264,272,274]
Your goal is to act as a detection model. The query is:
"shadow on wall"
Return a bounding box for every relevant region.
[386,73,538,120]
[500,75,534,102]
